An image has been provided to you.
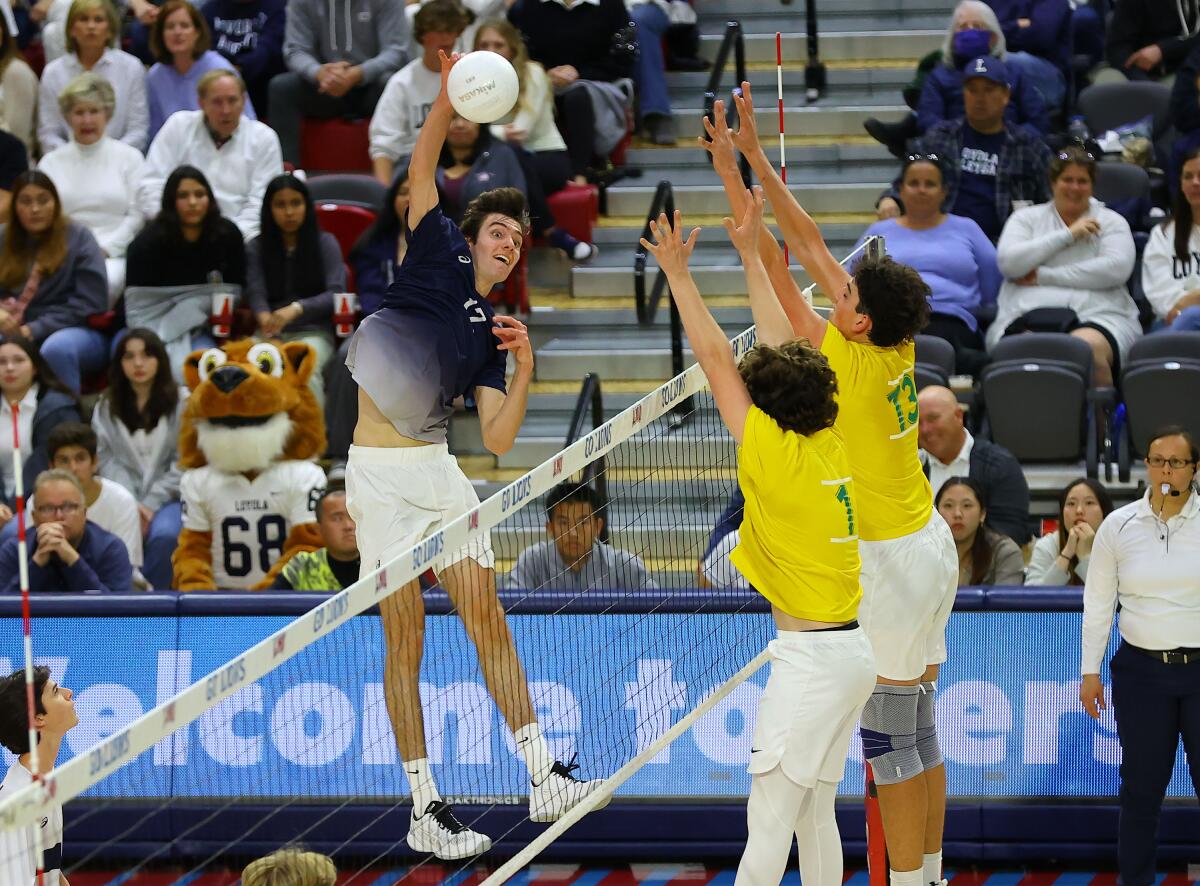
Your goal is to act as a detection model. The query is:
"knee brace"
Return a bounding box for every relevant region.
[916,680,943,770]
[860,684,922,785]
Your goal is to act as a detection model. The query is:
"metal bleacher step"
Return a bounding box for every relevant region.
[701,29,942,64]
[604,181,885,218]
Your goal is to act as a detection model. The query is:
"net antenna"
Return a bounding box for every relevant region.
[0,241,883,884]
[9,403,46,885]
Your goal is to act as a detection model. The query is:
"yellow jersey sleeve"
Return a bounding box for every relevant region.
[819,325,932,541]
[730,406,862,622]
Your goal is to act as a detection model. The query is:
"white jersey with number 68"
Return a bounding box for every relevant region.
[180,460,327,589]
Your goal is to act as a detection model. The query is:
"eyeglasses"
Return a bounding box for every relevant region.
[1146,456,1194,469]
[35,502,81,517]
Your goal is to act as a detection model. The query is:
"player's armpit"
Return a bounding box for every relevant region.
[173,528,216,591]
[252,522,324,590]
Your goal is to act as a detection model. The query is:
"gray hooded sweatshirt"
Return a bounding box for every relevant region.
[283,0,409,85]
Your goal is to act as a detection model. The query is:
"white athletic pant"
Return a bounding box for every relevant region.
[735,773,842,886]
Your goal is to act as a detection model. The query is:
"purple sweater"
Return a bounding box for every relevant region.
[146,50,257,141]
[855,215,1002,332]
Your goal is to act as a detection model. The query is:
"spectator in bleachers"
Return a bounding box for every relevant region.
[0,336,82,529]
[0,129,28,222]
[474,19,599,261]
[991,145,1140,386]
[38,73,146,306]
[246,173,342,406]
[0,468,133,592]
[0,171,109,393]
[37,0,150,153]
[323,169,410,471]
[139,69,282,240]
[271,482,359,590]
[202,0,285,118]
[986,0,1071,110]
[877,56,1052,241]
[47,421,144,584]
[921,2,1051,137]
[509,0,636,184]
[935,475,1025,586]
[505,482,658,591]
[91,328,184,590]
[0,15,37,155]
[370,0,468,186]
[1026,476,1113,584]
[126,164,246,352]
[1141,145,1200,330]
[1168,42,1200,135]
[918,384,1033,544]
[857,153,1000,376]
[1101,0,1200,83]
[625,0,677,144]
[436,112,528,223]
[145,0,257,141]
[270,0,408,167]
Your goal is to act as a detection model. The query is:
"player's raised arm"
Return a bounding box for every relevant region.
[730,82,851,333]
[642,211,752,443]
[407,49,459,231]
[701,99,811,338]
[724,187,793,348]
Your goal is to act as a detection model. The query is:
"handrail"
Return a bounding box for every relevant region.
[563,372,611,542]
[702,20,751,188]
[632,180,691,422]
[804,0,826,102]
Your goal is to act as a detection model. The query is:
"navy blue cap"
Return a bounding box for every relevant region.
[962,55,1009,86]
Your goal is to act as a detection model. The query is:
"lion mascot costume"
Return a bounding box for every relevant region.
[172,340,329,591]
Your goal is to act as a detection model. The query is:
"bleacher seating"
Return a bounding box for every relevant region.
[1118,332,1200,479]
[299,118,372,174]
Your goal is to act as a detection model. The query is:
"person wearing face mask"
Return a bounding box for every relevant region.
[1080,425,1200,886]
[992,145,1141,386]
[864,1,1050,158]
[1026,477,1114,585]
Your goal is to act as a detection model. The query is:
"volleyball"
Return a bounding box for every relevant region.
[447,51,520,124]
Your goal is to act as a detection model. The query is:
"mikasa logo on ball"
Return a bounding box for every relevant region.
[456,78,498,103]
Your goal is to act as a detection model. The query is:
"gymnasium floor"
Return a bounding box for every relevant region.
[66,867,1195,886]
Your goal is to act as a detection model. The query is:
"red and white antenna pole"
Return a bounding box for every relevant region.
[11,405,45,886]
[776,32,789,266]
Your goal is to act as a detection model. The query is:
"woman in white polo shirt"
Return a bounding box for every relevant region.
[1080,425,1200,886]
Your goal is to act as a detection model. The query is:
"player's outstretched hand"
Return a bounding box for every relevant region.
[640,210,700,278]
[700,99,738,172]
[438,49,463,95]
[731,81,761,156]
[723,186,765,256]
[493,315,534,368]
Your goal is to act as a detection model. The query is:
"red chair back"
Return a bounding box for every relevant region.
[300,118,372,173]
[315,203,377,261]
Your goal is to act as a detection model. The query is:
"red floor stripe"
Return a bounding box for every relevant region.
[1088,874,1119,886]
[1018,871,1063,886]
[947,872,992,886]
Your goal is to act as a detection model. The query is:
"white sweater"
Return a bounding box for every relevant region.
[37,48,150,153]
[1025,530,1091,585]
[489,61,567,154]
[138,110,283,240]
[1140,220,1200,322]
[39,137,145,258]
[369,58,441,163]
[991,199,1141,358]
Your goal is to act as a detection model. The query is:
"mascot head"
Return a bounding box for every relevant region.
[179,340,326,473]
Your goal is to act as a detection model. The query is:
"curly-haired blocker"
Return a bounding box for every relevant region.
[738,338,840,436]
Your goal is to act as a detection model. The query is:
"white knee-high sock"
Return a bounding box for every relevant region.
[891,868,926,886]
[923,851,943,885]
[402,757,441,814]
[514,723,554,783]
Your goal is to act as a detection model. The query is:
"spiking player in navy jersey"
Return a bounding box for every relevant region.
[344,50,604,860]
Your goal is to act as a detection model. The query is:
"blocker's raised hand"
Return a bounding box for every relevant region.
[700,99,739,172]
[640,211,701,278]
[723,187,766,255]
[730,80,762,157]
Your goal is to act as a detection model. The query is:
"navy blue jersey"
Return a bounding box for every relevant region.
[347,206,508,443]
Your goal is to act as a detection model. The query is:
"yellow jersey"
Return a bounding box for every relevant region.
[819,324,932,541]
[730,406,862,622]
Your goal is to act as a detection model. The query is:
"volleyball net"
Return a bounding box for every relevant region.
[0,241,878,882]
